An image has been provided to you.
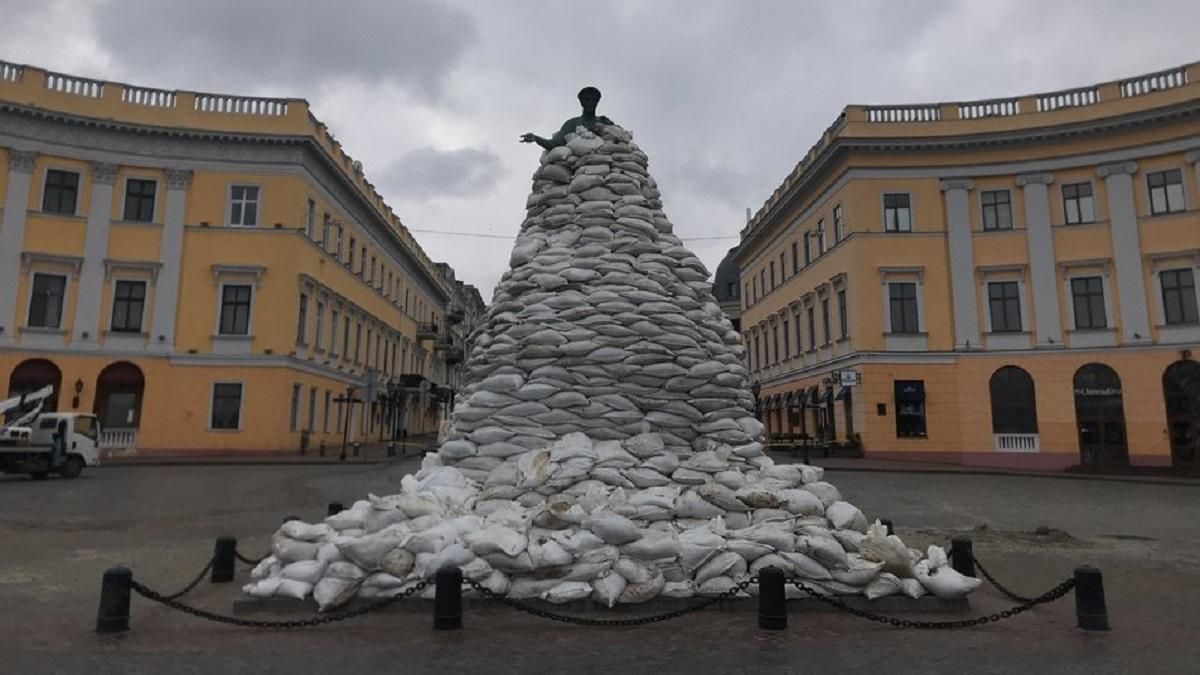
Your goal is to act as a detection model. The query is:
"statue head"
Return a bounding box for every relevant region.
[578,86,601,115]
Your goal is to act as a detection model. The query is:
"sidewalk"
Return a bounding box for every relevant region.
[101,435,439,467]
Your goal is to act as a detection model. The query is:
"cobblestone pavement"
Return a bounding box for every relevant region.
[1,459,1197,673]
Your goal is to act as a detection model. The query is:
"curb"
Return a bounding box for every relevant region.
[820,465,1200,487]
[97,451,431,469]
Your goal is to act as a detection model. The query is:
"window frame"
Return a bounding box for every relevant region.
[227,184,261,227]
[837,288,848,339]
[986,280,1023,333]
[305,199,316,239]
[109,278,147,333]
[1160,268,1199,325]
[1069,276,1108,330]
[816,219,827,255]
[833,204,845,243]
[121,177,158,223]
[41,168,81,216]
[981,189,1014,231]
[289,383,301,432]
[26,272,68,329]
[296,292,308,345]
[209,382,244,431]
[887,282,920,334]
[882,192,912,233]
[217,283,253,336]
[894,379,927,438]
[1147,169,1186,216]
[1061,182,1096,225]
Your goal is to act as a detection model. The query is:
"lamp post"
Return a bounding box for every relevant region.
[72,378,84,409]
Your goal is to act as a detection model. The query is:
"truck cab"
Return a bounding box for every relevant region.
[0,412,100,479]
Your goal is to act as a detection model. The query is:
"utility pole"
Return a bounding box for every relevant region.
[332,385,362,461]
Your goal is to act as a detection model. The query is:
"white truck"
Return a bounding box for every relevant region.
[0,386,100,479]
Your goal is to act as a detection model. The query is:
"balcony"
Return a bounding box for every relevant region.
[994,433,1039,453]
[447,306,465,324]
[416,323,439,340]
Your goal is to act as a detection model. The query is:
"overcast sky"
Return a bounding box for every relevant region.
[4,0,1198,297]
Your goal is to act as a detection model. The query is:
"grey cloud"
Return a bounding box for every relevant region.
[92,0,478,99]
[379,146,504,200]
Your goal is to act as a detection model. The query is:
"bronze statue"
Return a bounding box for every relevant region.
[520,86,614,150]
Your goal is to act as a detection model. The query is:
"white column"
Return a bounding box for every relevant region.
[1016,172,1063,347]
[1097,161,1151,343]
[149,169,191,352]
[0,150,37,345]
[72,162,118,349]
[939,179,979,349]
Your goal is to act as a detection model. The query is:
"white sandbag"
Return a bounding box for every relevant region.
[591,571,627,608]
[280,521,332,542]
[864,572,905,600]
[363,572,407,589]
[275,579,312,600]
[620,529,680,560]
[778,489,825,516]
[826,501,869,532]
[549,432,595,462]
[623,432,666,458]
[251,556,281,580]
[280,560,326,585]
[661,580,696,598]
[528,538,574,568]
[380,547,415,578]
[314,577,359,611]
[614,557,655,584]
[797,534,849,570]
[324,561,366,581]
[832,529,864,553]
[778,552,833,580]
[918,566,982,599]
[509,578,567,599]
[426,543,476,577]
[858,522,914,578]
[243,578,282,598]
[337,527,409,569]
[678,526,725,571]
[735,486,785,509]
[696,482,749,512]
[363,508,410,534]
[832,557,885,586]
[516,450,557,489]
[801,482,842,508]
[587,511,642,545]
[674,491,725,519]
[542,581,594,604]
[483,551,536,574]
[900,577,927,599]
[695,552,747,585]
[724,539,774,562]
[697,576,737,596]
[465,524,528,557]
[618,566,665,604]
[734,523,795,552]
[926,545,949,571]
[325,501,371,530]
[394,495,445,519]
[563,545,619,580]
[627,486,680,510]
[594,441,639,468]
[714,471,746,490]
[624,467,670,488]
[552,530,606,555]
[271,535,321,563]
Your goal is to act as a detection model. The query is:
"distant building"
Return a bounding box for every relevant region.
[0,61,470,454]
[738,61,1200,471]
[713,245,741,332]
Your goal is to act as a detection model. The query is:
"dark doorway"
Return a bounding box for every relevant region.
[1163,360,1200,469]
[94,361,145,429]
[1073,364,1128,467]
[6,358,62,415]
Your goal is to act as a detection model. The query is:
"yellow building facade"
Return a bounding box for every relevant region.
[0,62,470,455]
[738,62,1200,472]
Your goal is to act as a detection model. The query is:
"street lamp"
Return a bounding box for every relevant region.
[72,378,84,409]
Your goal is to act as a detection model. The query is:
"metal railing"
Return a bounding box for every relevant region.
[994,433,1039,453]
[194,93,289,116]
[44,71,104,98]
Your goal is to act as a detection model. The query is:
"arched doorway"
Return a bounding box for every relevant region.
[94,361,144,430]
[1073,364,1128,467]
[1163,360,1200,469]
[6,358,62,415]
[990,366,1038,451]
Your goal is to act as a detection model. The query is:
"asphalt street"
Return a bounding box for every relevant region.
[1,458,1197,673]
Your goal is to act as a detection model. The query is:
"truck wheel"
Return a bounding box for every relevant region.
[60,456,84,480]
[30,471,49,480]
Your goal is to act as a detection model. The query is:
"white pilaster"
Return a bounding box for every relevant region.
[149,169,191,352]
[1097,161,1151,343]
[71,161,118,350]
[939,178,979,349]
[1016,172,1063,347]
[0,150,37,346]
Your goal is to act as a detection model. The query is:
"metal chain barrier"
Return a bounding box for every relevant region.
[787,577,1075,629]
[969,552,1034,603]
[129,578,431,629]
[463,576,757,626]
[160,556,216,601]
[235,549,267,566]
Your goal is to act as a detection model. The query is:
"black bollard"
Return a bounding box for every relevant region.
[327,502,344,517]
[434,567,463,630]
[757,566,787,630]
[319,441,326,457]
[1074,565,1110,631]
[881,518,894,536]
[211,536,237,583]
[353,442,360,458]
[96,566,132,633]
[950,537,976,577]
[387,443,396,458]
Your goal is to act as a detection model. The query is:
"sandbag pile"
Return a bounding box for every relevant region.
[244,123,978,609]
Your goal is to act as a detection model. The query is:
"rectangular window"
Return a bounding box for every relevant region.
[981,190,1013,230]
[816,219,827,254]
[804,232,812,265]
[336,225,344,259]
[795,314,803,353]
[1148,169,1186,215]
[1161,268,1199,325]
[360,247,367,276]
[1062,182,1095,225]
[987,281,1022,332]
[355,322,362,363]
[366,328,373,366]
[883,193,911,232]
[888,282,919,334]
[27,273,67,329]
[297,293,308,344]
[323,390,331,433]
[1070,276,1107,329]
[779,253,785,281]
[791,242,798,274]
[759,269,766,295]
[330,309,340,356]
[229,185,259,226]
[349,238,356,269]
[110,280,146,333]
[821,298,831,345]
[343,317,351,360]
[751,278,758,303]
[289,383,301,432]
[771,324,779,363]
[307,387,317,433]
[781,319,789,359]
[753,334,761,370]
[42,169,80,215]
[837,289,848,339]
[306,199,315,239]
[833,204,845,242]
[314,301,325,350]
[211,383,243,430]
[322,214,332,250]
[218,284,252,335]
[894,380,926,438]
[123,179,156,222]
[806,306,816,348]
[769,262,776,290]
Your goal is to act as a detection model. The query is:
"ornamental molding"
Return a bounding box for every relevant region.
[7,148,36,173]
[938,178,975,192]
[1186,149,1200,164]
[1015,172,1054,186]
[165,168,193,189]
[103,258,163,282]
[20,251,83,277]
[1097,161,1138,177]
[90,161,118,185]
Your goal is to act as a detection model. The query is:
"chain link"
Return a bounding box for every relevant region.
[160,556,216,601]
[130,578,431,629]
[235,549,268,566]
[968,552,1034,603]
[786,576,1075,629]
[462,576,758,627]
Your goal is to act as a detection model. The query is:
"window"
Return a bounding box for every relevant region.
[791,242,798,274]
[1062,183,1095,225]
[330,308,340,356]
[803,232,812,265]
[816,219,827,254]
[883,193,911,232]
[27,273,67,328]
[1161,269,1198,325]
[354,322,362,363]
[296,293,308,344]
[42,170,79,215]
[743,286,749,309]
[110,280,146,333]
[1071,277,1107,330]
[342,317,351,360]
[990,366,1038,434]
[314,301,325,350]
[123,179,156,222]
[307,387,317,433]
[336,225,344,260]
[820,298,831,345]
[806,306,816,348]
[322,214,332,250]
[211,383,243,430]
[759,269,766,295]
[981,190,1013,231]
[769,262,776,290]
[781,319,790,359]
[366,328,373,365]
[229,185,259,226]
[349,238,356,269]
[894,380,926,438]
[771,324,779,363]
[794,314,803,353]
[987,281,1022,332]
[751,278,758,303]
[360,246,367,276]
[218,284,252,335]
[779,253,785,281]
[323,390,331,433]
[753,334,761,370]
[289,383,301,432]
[1148,169,1185,215]
[888,282,919,334]
[306,199,315,239]
[833,204,845,242]
[837,289,848,338]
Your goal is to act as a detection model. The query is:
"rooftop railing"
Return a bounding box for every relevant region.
[865,104,941,122]
[0,60,22,83]
[121,84,177,108]
[1119,65,1188,98]
[194,93,288,116]
[958,96,1020,119]
[45,70,104,98]
[1035,85,1098,112]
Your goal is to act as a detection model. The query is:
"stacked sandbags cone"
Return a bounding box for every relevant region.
[244,124,980,610]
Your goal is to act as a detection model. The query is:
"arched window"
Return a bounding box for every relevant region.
[989,366,1037,433]
[6,358,62,414]
[1073,363,1127,466]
